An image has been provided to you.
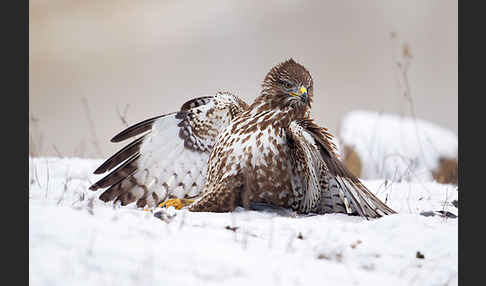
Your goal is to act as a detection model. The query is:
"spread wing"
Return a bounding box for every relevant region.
[89,91,249,208]
[286,119,396,218]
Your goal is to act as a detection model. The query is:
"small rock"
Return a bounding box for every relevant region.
[416,251,425,259]
[361,263,375,271]
[350,240,362,249]
[225,225,239,232]
[420,211,457,218]
[317,251,343,262]
[154,208,177,223]
[419,211,435,217]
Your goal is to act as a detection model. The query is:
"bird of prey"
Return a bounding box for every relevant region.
[90,59,396,218]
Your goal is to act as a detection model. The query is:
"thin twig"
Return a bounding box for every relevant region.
[116,104,130,127]
[45,160,50,199]
[57,169,72,206]
[400,40,435,166]
[81,96,103,157]
[73,139,86,158]
[52,144,64,158]
[30,158,42,188]
[390,33,443,187]
[29,132,37,157]
[29,113,43,157]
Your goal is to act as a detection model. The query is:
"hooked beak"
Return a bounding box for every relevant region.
[290,86,308,103]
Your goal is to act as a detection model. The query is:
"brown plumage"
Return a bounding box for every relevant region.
[90,59,396,218]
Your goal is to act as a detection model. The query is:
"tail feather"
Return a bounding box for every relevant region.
[333,176,395,218]
[290,119,396,218]
[335,176,366,217]
[318,175,396,218]
[318,180,348,214]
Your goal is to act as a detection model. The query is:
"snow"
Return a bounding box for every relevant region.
[339,110,458,182]
[29,157,458,286]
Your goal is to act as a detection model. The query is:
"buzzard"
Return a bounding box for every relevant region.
[90,59,396,218]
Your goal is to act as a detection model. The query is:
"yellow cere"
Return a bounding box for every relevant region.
[291,86,307,97]
[299,86,307,95]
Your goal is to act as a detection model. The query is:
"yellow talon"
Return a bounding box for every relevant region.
[159,198,194,210]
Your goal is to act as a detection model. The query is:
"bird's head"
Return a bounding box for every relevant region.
[256,58,314,115]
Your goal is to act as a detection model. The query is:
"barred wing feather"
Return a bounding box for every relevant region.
[287,119,396,218]
[89,91,248,208]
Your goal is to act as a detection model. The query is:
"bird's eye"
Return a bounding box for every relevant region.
[278,80,294,89]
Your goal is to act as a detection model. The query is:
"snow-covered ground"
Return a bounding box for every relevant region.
[29,157,458,286]
[339,110,458,182]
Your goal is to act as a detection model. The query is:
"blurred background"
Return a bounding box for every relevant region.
[29,0,457,159]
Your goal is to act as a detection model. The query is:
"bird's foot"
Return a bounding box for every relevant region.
[159,198,194,210]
